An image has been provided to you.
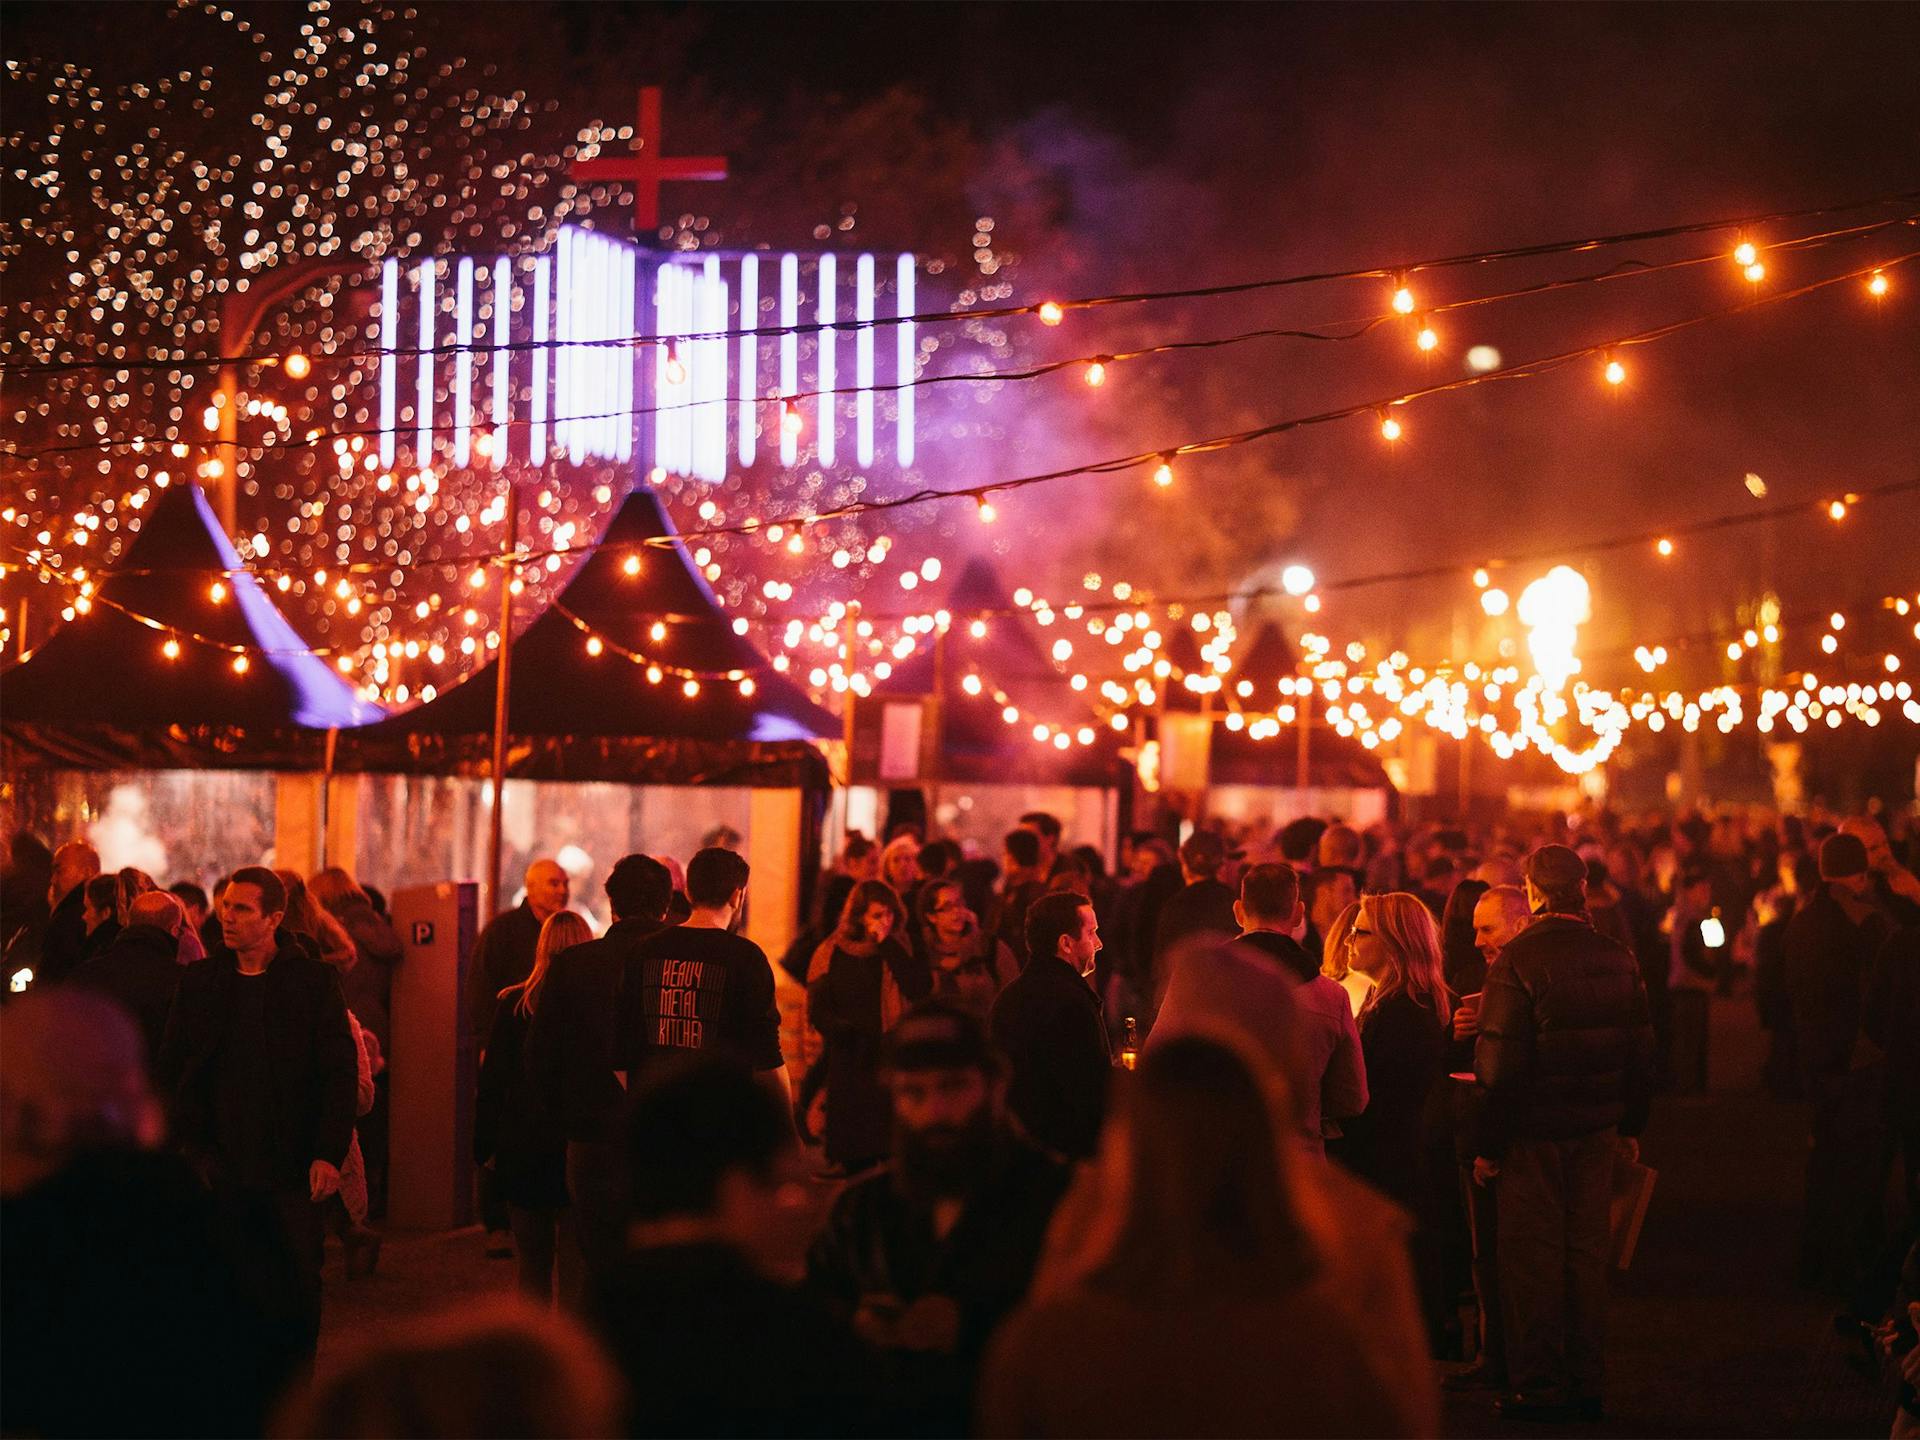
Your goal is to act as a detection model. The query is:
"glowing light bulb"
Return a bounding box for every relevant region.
[1380,414,1403,442]
[1733,241,1758,268]
[622,554,642,577]
[1282,564,1315,597]
[1152,460,1174,488]
[1828,499,1848,520]
[162,637,181,660]
[1868,270,1890,297]
[683,679,700,698]
[650,622,667,643]
[1391,284,1415,315]
[202,405,220,432]
[1481,587,1511,617]
[781,400,803,437]
[664,342,687,386]
[469,568,487,589]
[283,351,311,380]
[1084,359,1108,387]
[1037,301,1064,326]
[1415,322,1439,352]
[208,581,227,603]
[1472,567,1491,588]
[1604,358,1627,386]
[739,677,757,697]
[1830,612,1846,630]
[585,636,604,657]
[976,496,997,524]
[1656,538,1675,557]
[1743,262,1766,283]
[1821,633,1838,654]
[231,654,250,675]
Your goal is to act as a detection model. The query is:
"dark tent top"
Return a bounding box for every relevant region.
[334,484,835,787]
[855,556,1128,788]
[1208,621,1394,791]
[2,481,385,772]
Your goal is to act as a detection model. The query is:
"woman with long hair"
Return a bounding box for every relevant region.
[805,879,931,1172]
[915,879,1017,1017]
[980,1027,1426,1437]
[1440,877,1492,999]
[273,869,357,972]
[475,909,591,1305]
[1330,892,1451,1208]
[1319,898,1372,1017]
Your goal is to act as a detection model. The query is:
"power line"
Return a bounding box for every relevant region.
[6,187,1914,377]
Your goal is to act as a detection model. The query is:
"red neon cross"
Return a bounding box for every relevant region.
[571,86,728,235]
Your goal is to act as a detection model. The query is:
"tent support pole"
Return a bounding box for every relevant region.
[1295,687,1312,793]
[486,485,520,921]
[320,727,338,869]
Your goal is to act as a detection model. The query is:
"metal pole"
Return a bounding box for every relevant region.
[485,485,520,920]
[840,602,860,785]
[927,620,946,828]
[1295,685,1312,792]
[320,727,338,870]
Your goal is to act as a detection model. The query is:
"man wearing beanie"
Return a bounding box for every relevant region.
[1472,844,1654,1422]
[1783,830,1894,1303]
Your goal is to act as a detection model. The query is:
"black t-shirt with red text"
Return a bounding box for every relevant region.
[616,925,785,1077]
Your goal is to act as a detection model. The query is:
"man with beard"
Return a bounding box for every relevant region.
[807,1000,1070,1435]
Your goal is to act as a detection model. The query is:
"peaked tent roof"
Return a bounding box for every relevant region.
[856,556,1128,787]
[2,481,385,771]
[334,485,835,786]
[1209,620,1394,790]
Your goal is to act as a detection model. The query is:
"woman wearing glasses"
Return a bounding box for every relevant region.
[914,879,1018,1018]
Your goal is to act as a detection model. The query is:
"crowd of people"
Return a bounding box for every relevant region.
[1,798,1916,1437]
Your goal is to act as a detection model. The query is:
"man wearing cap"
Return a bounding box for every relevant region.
[808,999,1070,1434]
[1472,844,1654,1422]
[1783,831,1895,1299]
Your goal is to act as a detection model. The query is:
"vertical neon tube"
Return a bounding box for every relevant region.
[698,256,724,481]
[415,258,435,463]
[737,254,757,467]
[779,253,798,467]
[531,255,550,466]
[454,257,474,468]
[555,229,572,457]
[855,253,875,467]
[896,253,916,467]
[491,257,510,470]
[617,246,635,462]
[378,257,397,468]
[817,253,836,467]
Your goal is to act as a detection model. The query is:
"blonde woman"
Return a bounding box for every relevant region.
[1328,892,1451,1209]
[1319,900,1373,1018]
[476,909,592,1305]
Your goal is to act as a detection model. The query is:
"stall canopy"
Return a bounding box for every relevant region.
[855,556,1129,787]
[2,481,384,771]
[334,485,835,786]
[1209,621,1394,789]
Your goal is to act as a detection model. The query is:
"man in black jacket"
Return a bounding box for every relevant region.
[158,865,357,1363]
[1784,831,1895,1301]
[809,1000,1070,1434]
[35,841,100,987]
[989,891,1111,1158]
[74,889,186,1070]
[467,855,570,1255]
[1473,845,1653,1422]
[525,853,674,1278]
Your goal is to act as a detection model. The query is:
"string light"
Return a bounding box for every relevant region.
[1379,412,1404,442]
[1415,321,1439,352]
[622,553,642,577]
[231,654,249,675]
[1391,280,1416,314]
[161,637,181,660]
[282,352,311,381]
[975,496,998,524]
[1829,498,1849,520]
[1037,301,1065,326]
[208,581,226,603]
[1869,269,1890,297]
[1657,538,1675,557]
[1734,240,1759,268]
[1152,459,1175,489]
[1604,356,1628,386]
[1084,358,1109,387]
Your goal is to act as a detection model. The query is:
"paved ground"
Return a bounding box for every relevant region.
[318,995,1897,1437]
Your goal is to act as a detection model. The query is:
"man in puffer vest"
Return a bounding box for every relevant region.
[1473,844,1655,1423]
